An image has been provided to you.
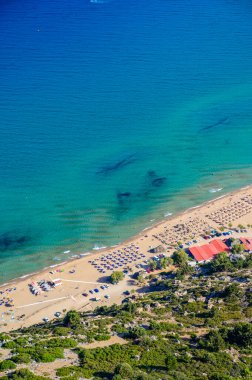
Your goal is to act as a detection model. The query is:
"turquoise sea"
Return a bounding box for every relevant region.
[1,0,252,283]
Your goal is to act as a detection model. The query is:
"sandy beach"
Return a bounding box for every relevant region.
[1,185,252,333]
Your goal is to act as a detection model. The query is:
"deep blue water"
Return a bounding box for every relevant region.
[1,0,252,282]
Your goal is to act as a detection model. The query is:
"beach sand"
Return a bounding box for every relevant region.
[1,185,252,333]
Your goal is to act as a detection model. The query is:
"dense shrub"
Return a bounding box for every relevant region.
[63,310,80,328]
[1,368,50,379]
[227,323,252,347]
[0,360,16,371]
[42,337,77,348]
[53,327,71,336]
[12,353,31,364]
[114,362,134,378]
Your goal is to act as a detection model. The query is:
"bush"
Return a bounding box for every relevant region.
[227,323,252,347]
[0,359,16,371]
[110,271,124,284]
[210,253,233,273]
[114,362,134,378]
[112,375,122,380]
[53,326,71,336]
[43,337,77,348]
[1,368,50,379]
[2,341,17,349]
[202,330,226,351]
[165,354,178,371]
[94,334,110,341]
[209,374,232,380]
[0,334,10,342]
[12,353,31,364]
[172,250,188,266]
[63,310,80,328]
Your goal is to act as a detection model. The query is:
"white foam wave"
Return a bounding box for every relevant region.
[164,212,173,217]
[93,245,107,251]
[53,257,61,261]
[209,187,223,193]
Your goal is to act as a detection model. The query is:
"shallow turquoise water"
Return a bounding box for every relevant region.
[0,0,252,282]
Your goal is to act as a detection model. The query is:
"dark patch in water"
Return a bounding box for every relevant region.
[147,170,167,188]
[0,232,30,252]
[97,154,137,175]
[200,117,229,131]
[114,170,168,218]
[147,170,157,178]
[117,191,131,199]
[116,191,132,207]
[152,177,167,187]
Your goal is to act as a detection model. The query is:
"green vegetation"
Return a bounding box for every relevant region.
[0,360,16,370]
[110,271,124,284]
[172,249,188,266]
[1,368,50,379]
[0,247,252,379]
[63,310,81,327]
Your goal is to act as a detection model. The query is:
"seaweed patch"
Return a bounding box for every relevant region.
[97,154,137,175]
[147,170,167,188]
[200,117,229,131]
[0,232,30,251]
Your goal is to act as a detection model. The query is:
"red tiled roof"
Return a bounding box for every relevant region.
[189,239,229,262]
[211,239,229,252]
[240,237,252,251]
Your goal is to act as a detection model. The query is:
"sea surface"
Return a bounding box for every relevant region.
[1,0,252,283]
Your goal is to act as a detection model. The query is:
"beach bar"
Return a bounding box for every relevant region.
[189,239,229,263]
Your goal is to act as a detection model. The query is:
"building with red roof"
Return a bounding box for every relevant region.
[189,239,229,263]
[239,237,252,252]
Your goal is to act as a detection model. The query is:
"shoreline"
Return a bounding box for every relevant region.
[1,183,251,289]
[1,182,252,332]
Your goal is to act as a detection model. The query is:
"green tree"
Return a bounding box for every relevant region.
[232,243,245,255]
[128,326,146,339]
[135,272,145,284]
[165,354,178,371]
[112,375,122,380]
[222,283,241,300]
[159,256,172,269]
[210,374,232,380]
[3,368,48,379]
[110,271,124,284]
[227,323,252,347]
[12,353,31,364]
[0,360,16,371]
[176,262,193,277]
[203,330,226,351]
[114,362,133,378]
[63,310,80,327]
[210,252,233,273]
[172,249,188,267]
[123,302,137,314]
[149,260,157,271]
